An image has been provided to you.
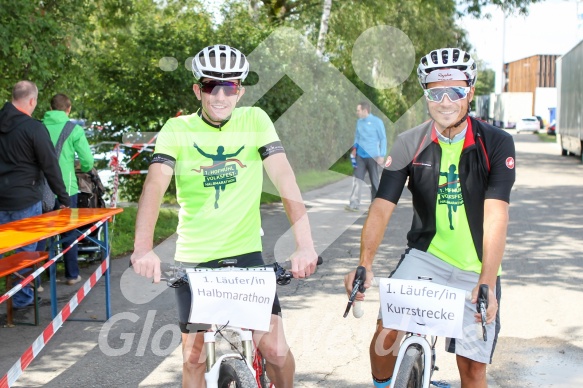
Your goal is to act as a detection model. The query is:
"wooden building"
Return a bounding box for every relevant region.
[503,54,558,116]
[504,54,559,92]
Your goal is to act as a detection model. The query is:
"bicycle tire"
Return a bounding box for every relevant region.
[217,358,257,388]
[393,344,424,388]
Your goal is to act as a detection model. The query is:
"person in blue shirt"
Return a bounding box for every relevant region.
[346,101,387,211]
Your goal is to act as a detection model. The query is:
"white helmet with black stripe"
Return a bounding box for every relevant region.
[417,48,477,89]
[192,45,249,82]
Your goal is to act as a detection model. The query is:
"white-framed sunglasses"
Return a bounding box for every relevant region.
[423,86,470,103]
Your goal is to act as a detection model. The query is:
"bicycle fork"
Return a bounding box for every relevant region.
[390,335,435,388]
[203,328,255,387]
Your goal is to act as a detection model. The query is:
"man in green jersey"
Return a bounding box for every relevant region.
[344,48,515,388]
[131,45,318,387]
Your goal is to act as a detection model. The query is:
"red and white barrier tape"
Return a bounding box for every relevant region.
[108,144,122,209]
[0,255,110,388]
[127,133,157,163]
[0,218,108,305]
[116,170,149,175]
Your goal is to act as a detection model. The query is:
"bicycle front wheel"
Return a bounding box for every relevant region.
[217,358,257,388]
[393,344,424,388]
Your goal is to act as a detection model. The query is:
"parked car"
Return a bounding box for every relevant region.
[516,116,540,134]
[547,121,556,136]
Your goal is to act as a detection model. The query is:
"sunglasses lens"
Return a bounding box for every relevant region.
[200,82,239,96]
[425,87,468,102]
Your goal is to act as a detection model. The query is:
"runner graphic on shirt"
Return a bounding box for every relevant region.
[437,164,463,230]
[192,143,246,209]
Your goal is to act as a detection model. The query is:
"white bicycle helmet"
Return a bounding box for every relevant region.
[417,48,477,88]
[192,45,249,82]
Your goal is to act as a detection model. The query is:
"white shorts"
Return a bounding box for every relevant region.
[378,248,501,364]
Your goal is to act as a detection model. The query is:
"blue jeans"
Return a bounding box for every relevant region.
[348,155,381,208]
[0,201,42,307]
[61,194,79,280]
[37,194,79,280]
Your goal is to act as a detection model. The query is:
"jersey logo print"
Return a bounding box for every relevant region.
[437,164,463,230]
[192,143,246,209]
[505,157,515,169]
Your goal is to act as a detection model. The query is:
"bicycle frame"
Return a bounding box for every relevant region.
[161,258,321,387]
[347,276,480,388]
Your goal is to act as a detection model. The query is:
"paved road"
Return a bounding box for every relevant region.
[2,133,582,387]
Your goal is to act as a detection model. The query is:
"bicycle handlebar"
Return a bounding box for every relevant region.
[160,256,323,287]
[346,271,490,340]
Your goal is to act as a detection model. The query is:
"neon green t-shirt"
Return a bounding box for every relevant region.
[153,107,280,263]
[428,139,482,273]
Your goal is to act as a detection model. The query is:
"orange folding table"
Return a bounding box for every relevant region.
[0,208,123,319]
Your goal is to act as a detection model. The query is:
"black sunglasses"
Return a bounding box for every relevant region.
[198,81,241,96]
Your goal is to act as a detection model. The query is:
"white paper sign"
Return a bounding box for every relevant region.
[187,267,276,332]
[379,279,466,338]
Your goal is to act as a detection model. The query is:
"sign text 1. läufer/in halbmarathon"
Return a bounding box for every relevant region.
[197,274,271,304]
[187,269,276,331]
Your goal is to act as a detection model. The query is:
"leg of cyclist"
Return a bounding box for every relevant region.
[457,356,487,388]
[369,320,404,386]
[253,314,295,388]
[181,330,207,388]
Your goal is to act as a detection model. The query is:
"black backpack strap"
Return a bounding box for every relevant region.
[54,121,77,159]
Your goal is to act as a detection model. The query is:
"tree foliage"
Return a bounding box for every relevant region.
[0,0,94,111]
[459,0,543,17]
[0,0,540,201]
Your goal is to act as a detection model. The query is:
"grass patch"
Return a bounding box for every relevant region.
[260,158,353,204]
[110,207,178,257]
[536,133,557,143]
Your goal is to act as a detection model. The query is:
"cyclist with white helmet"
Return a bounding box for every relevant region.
[345,47,516,387]
[131,44,318,387]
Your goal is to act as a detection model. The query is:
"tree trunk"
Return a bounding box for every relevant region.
[316,0,332,56]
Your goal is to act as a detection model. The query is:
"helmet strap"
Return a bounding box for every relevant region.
[445,106,469,130]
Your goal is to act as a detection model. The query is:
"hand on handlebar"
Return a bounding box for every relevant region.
[289,246,319,279]
[130,249,162,283]
[344,267,374,301]
[343,266,374,318]
[472,284,497,325]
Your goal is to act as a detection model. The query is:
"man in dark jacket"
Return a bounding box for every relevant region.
[0,80,69,308]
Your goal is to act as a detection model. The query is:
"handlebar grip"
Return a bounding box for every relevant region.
[353,301,364,318]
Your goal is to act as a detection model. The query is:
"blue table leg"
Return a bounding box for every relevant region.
[104,221,111,319]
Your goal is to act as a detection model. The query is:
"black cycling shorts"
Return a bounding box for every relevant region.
[175,251,282,334]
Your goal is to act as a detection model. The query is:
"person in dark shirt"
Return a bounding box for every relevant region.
[0,80,69,308]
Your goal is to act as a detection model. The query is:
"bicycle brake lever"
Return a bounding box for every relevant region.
[477,284,489,341]
[343,266,366,318]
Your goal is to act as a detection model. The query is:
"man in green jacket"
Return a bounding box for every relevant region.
[43,93,94,285]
